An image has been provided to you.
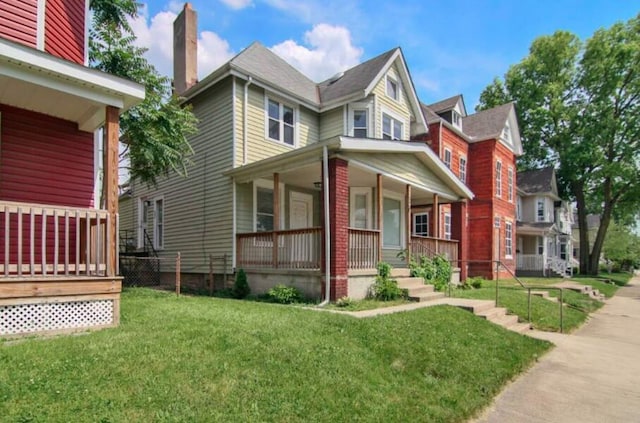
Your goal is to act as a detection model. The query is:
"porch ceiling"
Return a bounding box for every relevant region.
[0,39,145,131]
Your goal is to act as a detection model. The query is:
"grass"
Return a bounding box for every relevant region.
[451,281,603,332]
[0,288,550,423]
[325,298,412,311]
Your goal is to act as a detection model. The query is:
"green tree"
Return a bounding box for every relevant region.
[603,221,640,271]
[477,14,640,275]
[89,0,197,186]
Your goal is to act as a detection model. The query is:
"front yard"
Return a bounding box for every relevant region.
[0,288,550,422]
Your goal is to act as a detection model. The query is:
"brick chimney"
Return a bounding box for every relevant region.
[173,3,197,96]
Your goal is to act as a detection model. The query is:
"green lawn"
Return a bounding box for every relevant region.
[451,281,603,332]
[0,288,550,423]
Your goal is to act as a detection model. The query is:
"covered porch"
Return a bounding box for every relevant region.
[516,222,572,277]
[0,38,144,336]
[228,137,473,300]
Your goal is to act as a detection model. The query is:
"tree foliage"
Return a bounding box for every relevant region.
[603,221,640,271]
[477,14,640,275]
[89,0,198,186]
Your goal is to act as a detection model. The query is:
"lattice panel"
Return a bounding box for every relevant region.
[0,300,114,336]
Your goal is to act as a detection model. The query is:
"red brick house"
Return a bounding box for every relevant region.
[419,96,522,279]
[0,0,144,337]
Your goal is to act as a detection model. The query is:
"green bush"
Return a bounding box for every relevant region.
[403,254,452,292]
[233,269,250,299]
[336,296,354,308]
[267,284,302,304]
[372,262,405,301]
[469,277,484,289]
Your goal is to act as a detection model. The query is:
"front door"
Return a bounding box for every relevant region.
[290,192,313,229]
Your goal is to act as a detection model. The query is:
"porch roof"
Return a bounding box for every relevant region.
[517,221,558,236]
[224,137,474,202]
[0,38,145,131]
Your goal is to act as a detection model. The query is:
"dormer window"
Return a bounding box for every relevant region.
[386,76,399,101]
[353,110,368,138]
[452,110,462,128]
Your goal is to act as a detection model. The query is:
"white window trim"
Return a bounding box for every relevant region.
[385,74,401,102]
[253,179,285,232]
[495,160,502,198]
[136,198,147,249]
[516,196,523,221]
[536,198,545,222]
[444,212,452,240]
[349,187,373,229]
[459,156,467,183]
[443,148,452,169]
[507,166,514,203]
[153,196,165,250]
[264,95,298,148]
[380,106,407,140]
[413,212,429,237]
[382,190,405,249]
[452,110,462,129]
[347,102,372,138]
[505,220,513,259]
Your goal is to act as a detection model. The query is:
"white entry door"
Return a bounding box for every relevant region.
[290,192,313,229]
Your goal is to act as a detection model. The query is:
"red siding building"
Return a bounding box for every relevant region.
[419,96,522,279]
[0,0,144,337]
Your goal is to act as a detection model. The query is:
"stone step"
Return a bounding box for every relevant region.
[476,307,508,320]
[391,268,411,278]
[396,277,427,289]
[410,291,446,302]
[404,285,436,297]
[451,300,496,314]
[531,290,559,303]
[509,322,532,334]
[488,313,520,328]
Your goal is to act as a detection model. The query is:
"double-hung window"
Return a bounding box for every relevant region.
[505,221,513,257]
[382,113,403,140]
[353,109,368,138]
[507,166,514,202]
[256,187,275,232]
[386,76,399,101]
[495,161,502,197]
[443,148,452,169]
[537,199,545,222]
[459,156,467,183]
[444,213,452,240]
[267,98,294,146]
[413,213,429,237]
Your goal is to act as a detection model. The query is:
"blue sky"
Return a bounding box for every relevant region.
[133,0,639,109]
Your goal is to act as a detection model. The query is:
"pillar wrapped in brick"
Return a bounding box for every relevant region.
[451,201,468,281]
[328,158,349,300]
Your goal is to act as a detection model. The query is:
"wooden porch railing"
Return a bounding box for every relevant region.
[410,236,459,263]
[236,227,322,270]
[348,228,380,269]
[0,201,114,278]
[517,254,544,271]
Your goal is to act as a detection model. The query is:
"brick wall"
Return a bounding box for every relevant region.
[329,158,348,300]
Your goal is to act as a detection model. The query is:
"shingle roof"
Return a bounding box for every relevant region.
[230,42,319,104]
[462,102,513,141]
[427,95,462,114]
[517,167,555,194]
[420,102,443,125]
[317,48,398,104]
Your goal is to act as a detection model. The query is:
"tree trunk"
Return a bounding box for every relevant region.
[589,200,614,275]
[572,182,591,275]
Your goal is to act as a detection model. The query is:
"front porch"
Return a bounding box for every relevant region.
[516,225,572,277]
[229,138,472,300]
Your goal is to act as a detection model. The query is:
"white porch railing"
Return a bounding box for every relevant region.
[1,201,114,277]
[516,254,544,271]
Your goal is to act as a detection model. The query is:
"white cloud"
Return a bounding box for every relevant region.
[129,5,235,81]
[221,0,253,10]
[271,24,363,82]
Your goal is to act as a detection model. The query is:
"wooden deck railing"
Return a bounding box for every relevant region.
[348,228,380,269]
[236,227,322,270]
[517,254,544,271]
[0,201,114,278]
[410,236,459,263]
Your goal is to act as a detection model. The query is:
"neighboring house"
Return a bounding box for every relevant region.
[572,213,601,268]
[124,5,473,300]
[418,95,522,279]
[515,167,574,277]
[0,0,144,337]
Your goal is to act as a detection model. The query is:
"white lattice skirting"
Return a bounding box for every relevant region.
[1,300,115,336]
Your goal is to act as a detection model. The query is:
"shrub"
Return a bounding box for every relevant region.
[336,296,354,308]
[403,254,452,292]
[267,284,301,304]
[372,262,405,301]
[469,277,484,289]
[233,269,250,299]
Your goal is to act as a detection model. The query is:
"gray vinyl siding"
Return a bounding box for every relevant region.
[319,107,345,140]
[130,78,235,274]
[118,195,135,234]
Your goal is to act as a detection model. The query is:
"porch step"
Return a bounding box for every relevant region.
[531,290,559,303]
[391,268,412,278]
[395,277,442,302]
[476,306,508,320]
[412,291,446,302]
[449,300,531,333]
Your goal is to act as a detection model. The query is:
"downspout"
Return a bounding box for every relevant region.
[319,145,331,306]
[243,76,253,165]
[232,179,237,269]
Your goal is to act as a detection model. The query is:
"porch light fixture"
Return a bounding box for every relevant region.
[313,181,322,190]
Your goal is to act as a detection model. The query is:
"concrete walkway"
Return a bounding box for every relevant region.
[473,276,640,423]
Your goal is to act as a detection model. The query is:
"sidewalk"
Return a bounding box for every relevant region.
[473,276,640,423]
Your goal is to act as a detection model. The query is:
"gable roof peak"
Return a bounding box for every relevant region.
[427,94,466,115]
